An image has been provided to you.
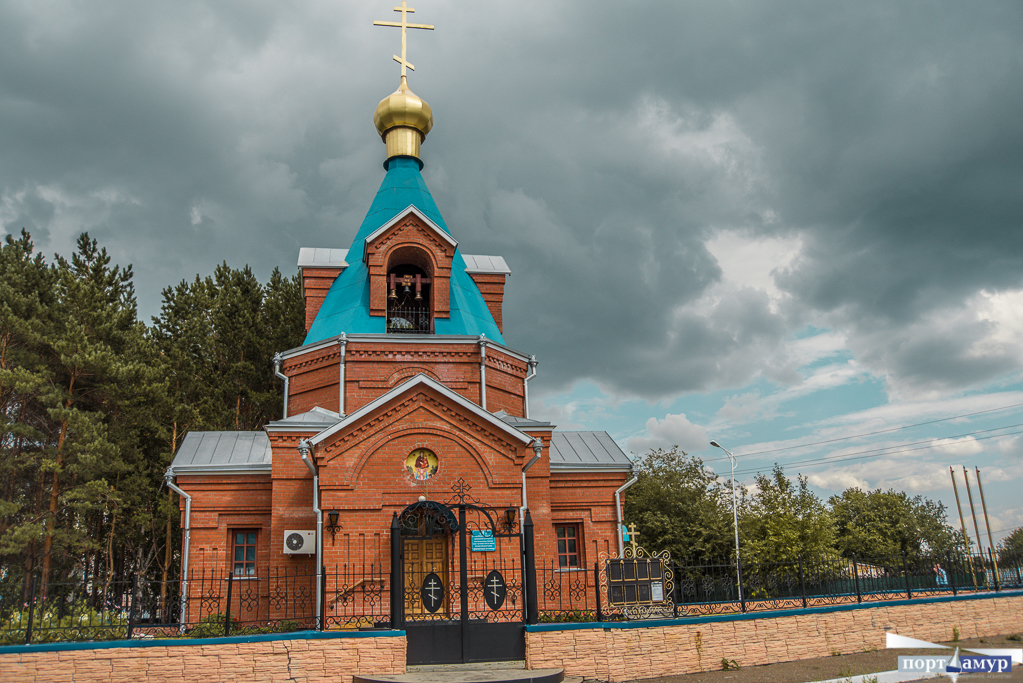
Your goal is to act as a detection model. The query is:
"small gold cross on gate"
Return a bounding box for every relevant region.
[373,2,434,79]
[627,523,641,555]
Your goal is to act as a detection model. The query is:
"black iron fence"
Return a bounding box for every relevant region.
[533,550,1023,622]
[0,562,390,645]
[3,550,1020,643]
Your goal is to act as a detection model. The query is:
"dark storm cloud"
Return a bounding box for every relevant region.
[2,1,1021,399]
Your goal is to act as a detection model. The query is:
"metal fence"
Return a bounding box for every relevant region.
[3,550,1020,643]
[0,562,391,645]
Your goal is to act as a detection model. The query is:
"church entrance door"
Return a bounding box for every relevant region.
[403,537,448,616]
[393,487,532,665]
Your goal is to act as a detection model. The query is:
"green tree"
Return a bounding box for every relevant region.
[739,465,835,562]
[0,231,58,594]
[829,488,964,559]
[151,264,303,433]
[997,527,1023,565]
[0,233,172,596]
[623,447,734,561]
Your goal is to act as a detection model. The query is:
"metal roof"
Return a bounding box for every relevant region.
[494,410,554,430]
[297,248,349,269]
[303,158,505,345]
[266,407,341,431]
[169,431,272,475]
[548,431,633,471]
[462,254,511,276]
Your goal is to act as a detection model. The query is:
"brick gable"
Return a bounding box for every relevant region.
[364,210,455,320]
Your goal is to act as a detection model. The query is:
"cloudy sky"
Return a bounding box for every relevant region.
[3,1,1022,546]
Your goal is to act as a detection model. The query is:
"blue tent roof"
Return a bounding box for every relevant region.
[304,157,506,345]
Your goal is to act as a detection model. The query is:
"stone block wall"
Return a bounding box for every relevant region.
[525,593,1023,682]
[0,631,405,683]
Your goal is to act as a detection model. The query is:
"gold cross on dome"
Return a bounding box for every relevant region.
[373,2,434,79]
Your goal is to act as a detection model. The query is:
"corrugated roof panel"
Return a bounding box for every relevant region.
[170,431,272,473]
[463,254,511,275]
[191,433,221,466]
[548,431,632,470]
[297,248,349,268]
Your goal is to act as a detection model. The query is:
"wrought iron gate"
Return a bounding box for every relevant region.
[390,481,535,665]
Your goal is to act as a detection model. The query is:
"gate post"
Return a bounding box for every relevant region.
[852,554,862,603]
[901,551,912,600]
[224,572,234,637]
[459,505,470,660]
[390,512,402,629]
[523,509,538,625]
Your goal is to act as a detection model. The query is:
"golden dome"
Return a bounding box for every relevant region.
[373,76,433,162]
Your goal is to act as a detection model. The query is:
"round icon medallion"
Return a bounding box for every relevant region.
[405,448,438,481]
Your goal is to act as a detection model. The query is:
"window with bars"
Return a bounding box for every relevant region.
[555,524,581,568]
[232,530,258,576]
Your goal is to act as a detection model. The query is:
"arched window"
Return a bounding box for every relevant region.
[387,263,432,334]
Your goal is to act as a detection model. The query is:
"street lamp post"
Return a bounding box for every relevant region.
[710,440,742,603]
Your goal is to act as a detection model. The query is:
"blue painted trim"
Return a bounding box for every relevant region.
[526,589,1023,633]
[0,629,405,655]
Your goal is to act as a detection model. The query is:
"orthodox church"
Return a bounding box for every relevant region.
[166,9,633,663]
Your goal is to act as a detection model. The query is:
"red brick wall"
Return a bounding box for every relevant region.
[300,267,343,333]
[550,471,631,567]
[284,341,528,418]
[365,213,453,320]
[468,272,506,333]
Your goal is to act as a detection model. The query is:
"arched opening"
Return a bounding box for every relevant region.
[399,501,453,615]
[386,247,434,334]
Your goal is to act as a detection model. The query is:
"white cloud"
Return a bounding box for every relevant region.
[627,412,708,455]
[807,470,870,491]
[930,436,983,457]
[705,230,803,311]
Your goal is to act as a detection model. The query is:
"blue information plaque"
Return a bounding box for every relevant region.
[471,529,496,551]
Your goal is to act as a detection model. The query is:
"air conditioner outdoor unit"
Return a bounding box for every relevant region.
[283,530,316,555]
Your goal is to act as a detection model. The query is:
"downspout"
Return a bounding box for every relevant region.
[164,468,191,633]
[273,353,289,419]
[523,356,538,419]
[478,334,488,410]
[615,477,639,557]
[298,439,323,629]
[337,333,348,416]
[520,438,543,521]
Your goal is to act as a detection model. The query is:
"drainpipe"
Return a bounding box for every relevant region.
[164,468,191,633]
[337,333,347,416]
[523,356,538,419]
[478,334,488,410]
[298,439,322,629]
[520,438,543,521]
[615,477,639,557]
[273,353,289,419]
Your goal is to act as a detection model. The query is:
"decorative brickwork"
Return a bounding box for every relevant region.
[524,593,1023,682]
[284,340,530,417]
[468,272,507,333]
[365,213,453,319]
[0,632,405,683]
[301,267,344,333]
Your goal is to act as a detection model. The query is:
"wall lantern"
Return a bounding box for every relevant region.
[326,510,341,545]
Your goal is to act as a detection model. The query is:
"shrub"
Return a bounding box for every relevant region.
[0,601,128,644]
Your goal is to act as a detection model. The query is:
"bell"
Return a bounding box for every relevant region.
[388,288,397,299]
[402,283,411,295]
[414,290,422,302]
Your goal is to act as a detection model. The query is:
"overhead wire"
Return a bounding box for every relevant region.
[728,426,1023,477]
[700,400,1023,469]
